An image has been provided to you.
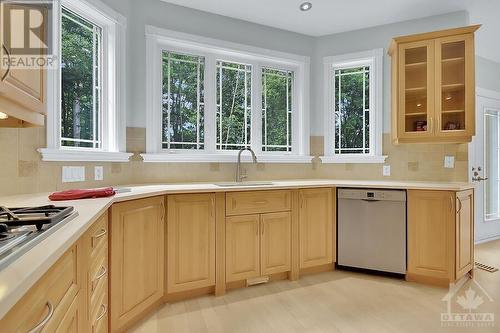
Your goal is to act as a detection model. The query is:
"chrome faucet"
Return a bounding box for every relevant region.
[236,147,257,182]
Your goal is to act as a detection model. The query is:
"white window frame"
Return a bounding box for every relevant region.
[322,49,386,164]
[39,0,132,162]
[143,25,312,163]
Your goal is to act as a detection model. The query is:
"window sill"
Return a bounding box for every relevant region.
[38,148,133,162]
[320,155,388,164]
[141,153,314,164]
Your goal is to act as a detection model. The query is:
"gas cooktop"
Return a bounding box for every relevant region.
[0,205,78,270]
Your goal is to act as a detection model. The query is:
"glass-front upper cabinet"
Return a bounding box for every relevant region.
[398,41,434,137]
[435,35,475,139]
[389,25,480,144]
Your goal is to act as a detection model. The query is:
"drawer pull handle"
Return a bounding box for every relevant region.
[254,200,267,205]
[95,304,107,323]
[28,301,54,333]
[457,198,463,214]
[94,265,107,283]
[92,229,107,246]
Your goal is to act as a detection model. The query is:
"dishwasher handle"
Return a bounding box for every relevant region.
[361,199,381,202]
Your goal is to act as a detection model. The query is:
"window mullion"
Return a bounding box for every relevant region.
[251,63,262,154]
[204,54,217,153]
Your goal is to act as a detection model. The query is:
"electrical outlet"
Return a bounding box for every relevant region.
[383,165,391,177]
[444,156,455,169]
[62,166,85,183]
[94,166,104,181]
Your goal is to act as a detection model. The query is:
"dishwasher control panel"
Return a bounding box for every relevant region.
[337,188,407,202]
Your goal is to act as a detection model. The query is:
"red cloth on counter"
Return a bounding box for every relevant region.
[49,187,116,201]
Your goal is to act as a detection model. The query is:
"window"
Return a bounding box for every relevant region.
[144,26,311,163]
[334,66,370,155]
[262,68,293,152]
[61,7,102,149]
[216,61,252,151]
[39,0,131,162]
[162,51,205,150]
[322,49,386,163]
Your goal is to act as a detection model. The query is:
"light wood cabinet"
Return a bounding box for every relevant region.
[82,212,108,333]
[110,196,165,332]
[167,193,216,293]
[299,188,335,269]
[389,25,479,144]
[0,244,82,332]
[226,214,261,282]
[0,1,45,127]
[225,190,293,283]
[407,189,474,286]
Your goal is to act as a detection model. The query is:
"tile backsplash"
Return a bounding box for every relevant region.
[0,126,468,196]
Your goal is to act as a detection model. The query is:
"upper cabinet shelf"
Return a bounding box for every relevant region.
[389,25,480,144]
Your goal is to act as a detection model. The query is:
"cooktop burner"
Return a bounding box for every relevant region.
[0,205,77,270]
[0,205,74,230]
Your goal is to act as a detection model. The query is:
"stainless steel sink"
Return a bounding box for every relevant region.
[214,181,274,187]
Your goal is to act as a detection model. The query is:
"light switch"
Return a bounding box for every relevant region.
[444,156,455,169]
[383,165,391,177]
[62,166,85,183]
[94,166,104,181]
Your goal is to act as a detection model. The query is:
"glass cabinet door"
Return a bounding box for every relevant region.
[399,41,434,137]
[436,35,474,137]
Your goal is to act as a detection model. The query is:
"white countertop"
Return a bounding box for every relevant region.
[0,179,474,318]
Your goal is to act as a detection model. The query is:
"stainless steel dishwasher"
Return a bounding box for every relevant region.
[337,188,407,275]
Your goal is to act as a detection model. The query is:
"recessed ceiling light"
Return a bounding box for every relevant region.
[300,2,312,11]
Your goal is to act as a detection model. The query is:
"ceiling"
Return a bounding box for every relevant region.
[159,0,499,62]
[160,0,470,36]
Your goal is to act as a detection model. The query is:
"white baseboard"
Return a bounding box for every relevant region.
[475,234,500,245]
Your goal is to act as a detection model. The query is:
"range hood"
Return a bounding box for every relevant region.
[0,95,45,127]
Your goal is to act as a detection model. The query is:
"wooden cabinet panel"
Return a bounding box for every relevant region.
[110,196,165,332]
[0,245,81,332]
[261,212,291,275]
[407,190,455,281]
[226,190,291,216]
[167,194,216,293]
[226,214,261,282]
[456,189,474,278]
[50,294,81,333]
[299,188,334,269]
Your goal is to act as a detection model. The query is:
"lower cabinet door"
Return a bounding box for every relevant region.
[167,194,216,293]
[226,214,261,282]
[407,190,455,281]
[110,196,165,332]
[456,189,474,278]
[261,212,292,275]
[299,188,334,269]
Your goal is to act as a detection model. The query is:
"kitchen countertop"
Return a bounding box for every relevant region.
[0,179,475,318]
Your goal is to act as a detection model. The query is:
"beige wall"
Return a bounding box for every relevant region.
[0,127,468,196]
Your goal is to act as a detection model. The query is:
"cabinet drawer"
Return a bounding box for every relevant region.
[226,190,291,216]
[90,285,108,333]
[88,245,108,310]
[0,245,80,332]
[87,212,108,259]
